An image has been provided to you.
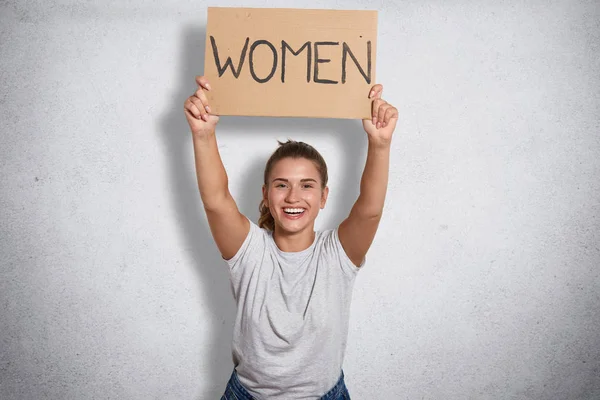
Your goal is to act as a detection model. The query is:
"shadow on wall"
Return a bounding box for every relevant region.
[159,25,366,398]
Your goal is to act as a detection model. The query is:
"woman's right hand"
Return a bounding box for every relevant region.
[184,76,219,138]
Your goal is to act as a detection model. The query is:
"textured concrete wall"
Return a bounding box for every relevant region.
[1,1,599,399]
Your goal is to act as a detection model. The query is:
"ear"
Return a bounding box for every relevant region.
[320,186,329,209]
[262,184,268,206]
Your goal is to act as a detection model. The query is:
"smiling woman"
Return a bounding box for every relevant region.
[183,75,397,399]
[259,144,330,252]
[258,141,329,242]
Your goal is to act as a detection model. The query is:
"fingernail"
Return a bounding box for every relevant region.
[369,90,374,98]
[202,114,207,122]
[373,117,377,125]
[376,122,381,129]
[205,105,211,113]
[206,83,212,91]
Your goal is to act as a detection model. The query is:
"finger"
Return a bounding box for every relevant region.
[194,87,211,114]
[190,95,209,121]
[371,99,381,125]
[184,97,203,120]
[369,84,383,99]
[195,75,212,91]
[377,103,390,129]
[189,95,209,121]
[382,107,398,128]
[372,99,387,125]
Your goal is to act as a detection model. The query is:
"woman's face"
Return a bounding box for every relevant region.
[263,157,328,235]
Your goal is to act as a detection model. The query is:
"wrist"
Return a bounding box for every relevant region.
[367,137,392,151]
[192,128,216,143]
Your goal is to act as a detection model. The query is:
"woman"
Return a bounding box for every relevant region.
[184,76,398,399]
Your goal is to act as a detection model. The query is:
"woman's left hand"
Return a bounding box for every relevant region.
[362,84,398,147]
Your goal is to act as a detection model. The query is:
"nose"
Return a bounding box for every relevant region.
[285,185,300,203]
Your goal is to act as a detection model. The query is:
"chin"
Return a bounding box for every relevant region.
[275,215,314,233]
[276,222,307,234]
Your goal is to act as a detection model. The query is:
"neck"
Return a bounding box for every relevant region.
[272,226,315,252]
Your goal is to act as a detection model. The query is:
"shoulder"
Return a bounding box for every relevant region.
[315,227,365,274]
[224,217,270,267]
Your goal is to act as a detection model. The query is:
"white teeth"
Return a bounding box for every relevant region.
[283,208,305,214]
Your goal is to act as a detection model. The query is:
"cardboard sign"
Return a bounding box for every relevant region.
[203,7,378,119]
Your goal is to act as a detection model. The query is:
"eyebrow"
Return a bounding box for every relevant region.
[272,178,318,183]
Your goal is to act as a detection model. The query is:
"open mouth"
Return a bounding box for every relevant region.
[282,207,306,218]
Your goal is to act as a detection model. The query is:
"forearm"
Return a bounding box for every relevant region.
[192,130,230,210]
[351,139,391,219]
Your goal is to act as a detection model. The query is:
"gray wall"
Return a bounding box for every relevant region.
[1,1,599,399]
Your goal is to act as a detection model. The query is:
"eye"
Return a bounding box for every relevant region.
[303,184,314,189]
[275,183,287,188]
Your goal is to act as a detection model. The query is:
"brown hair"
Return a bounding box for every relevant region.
[258,139,328,231]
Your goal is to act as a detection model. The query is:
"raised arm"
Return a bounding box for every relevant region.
[338,84,398,267]
[184,76,249,260]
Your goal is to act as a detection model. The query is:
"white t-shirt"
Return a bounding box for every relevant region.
[224,217,364,399]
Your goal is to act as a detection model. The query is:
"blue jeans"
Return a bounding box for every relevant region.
[220,369,351,399]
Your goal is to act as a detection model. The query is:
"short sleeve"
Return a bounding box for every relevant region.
[324,227,366,276]
[223,216,266,274]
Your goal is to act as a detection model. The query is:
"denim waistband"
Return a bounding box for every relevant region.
[223,369,346,400]
[319,370,346,400]
[225,368,254,399]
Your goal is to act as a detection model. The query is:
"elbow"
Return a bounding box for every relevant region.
[201,190,231,212]
[350,207,383,221]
